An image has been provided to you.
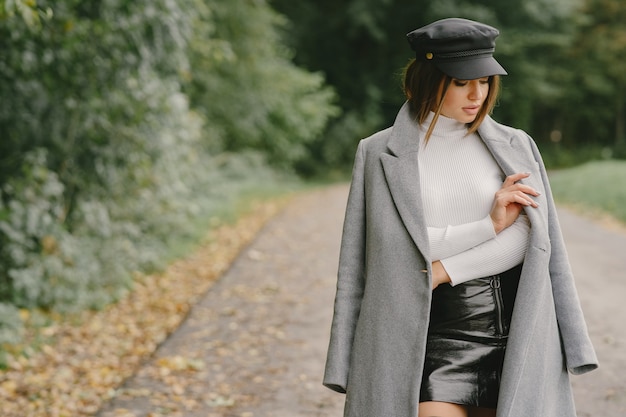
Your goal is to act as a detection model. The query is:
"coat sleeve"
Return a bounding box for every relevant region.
[528,135,599,375]
[323,141,367,393]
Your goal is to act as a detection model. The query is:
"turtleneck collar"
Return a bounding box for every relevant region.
[421,112,468,138]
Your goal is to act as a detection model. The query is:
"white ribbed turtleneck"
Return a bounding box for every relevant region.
[418,113,530,285]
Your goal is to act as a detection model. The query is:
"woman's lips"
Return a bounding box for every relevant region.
[463,105,480,114]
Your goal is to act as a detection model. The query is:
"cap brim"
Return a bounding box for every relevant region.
[435,56,507,80]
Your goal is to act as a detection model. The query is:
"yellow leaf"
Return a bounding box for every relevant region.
[19,309,30,321]
[0,380,18,395]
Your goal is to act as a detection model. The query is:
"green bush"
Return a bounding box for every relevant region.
[0,0,336,344]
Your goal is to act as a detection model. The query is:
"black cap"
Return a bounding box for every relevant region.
[407,18,507,80]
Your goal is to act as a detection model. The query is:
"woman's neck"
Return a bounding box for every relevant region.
[421,112,468,138]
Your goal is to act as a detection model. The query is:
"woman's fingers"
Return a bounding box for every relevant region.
[500,173,541,198]
[502,172,530,187]
[490,172,540,233]
[512,191,539,207]
[510,183,541,196]
[495,189,538,208]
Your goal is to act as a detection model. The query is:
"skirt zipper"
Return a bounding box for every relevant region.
[490,275,506,336]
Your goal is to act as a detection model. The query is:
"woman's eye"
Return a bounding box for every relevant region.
[453,80,468,87]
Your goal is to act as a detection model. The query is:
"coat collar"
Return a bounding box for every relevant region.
[385,102,422,157]
[380,103,430,258]
[381,102,539,258]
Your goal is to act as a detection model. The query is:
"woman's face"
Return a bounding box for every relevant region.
[440,77,490,123]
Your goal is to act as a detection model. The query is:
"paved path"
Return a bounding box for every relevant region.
[97,184,625,417]
[558,208,626,416]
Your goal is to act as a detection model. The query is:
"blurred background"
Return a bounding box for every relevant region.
[0,0,625,344]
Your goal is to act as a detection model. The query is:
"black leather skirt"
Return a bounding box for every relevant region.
[419,264,522,408]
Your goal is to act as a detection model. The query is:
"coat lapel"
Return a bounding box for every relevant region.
[478,117,547,235]
[477,116,537,176]
[380,103,431,259]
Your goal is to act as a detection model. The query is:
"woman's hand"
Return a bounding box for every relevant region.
[431,261,450,290]
[490,172,540,234]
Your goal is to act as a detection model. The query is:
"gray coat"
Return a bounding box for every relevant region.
[323,103,598,417]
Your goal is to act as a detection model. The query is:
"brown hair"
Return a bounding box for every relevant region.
[401,58,501,143]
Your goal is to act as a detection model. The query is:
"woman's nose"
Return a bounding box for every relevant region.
[468,81,483,100]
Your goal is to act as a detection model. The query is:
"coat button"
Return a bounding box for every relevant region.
[426,52,433,60]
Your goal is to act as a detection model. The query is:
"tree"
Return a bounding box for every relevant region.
[271,0,584,173]
[568,0,626,154]
[185,0,338,170]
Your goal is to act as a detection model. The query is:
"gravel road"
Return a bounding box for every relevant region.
[97,184,625,417]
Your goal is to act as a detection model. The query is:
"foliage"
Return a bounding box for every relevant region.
[0,0,52,28]
[0,0,334,344]
[0,303,22,345]
[185,0,339,170]
[558,0,626,156]
[0,0,201,319]
[538,142,609,169]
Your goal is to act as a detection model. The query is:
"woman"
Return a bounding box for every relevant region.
[323,18,598,417]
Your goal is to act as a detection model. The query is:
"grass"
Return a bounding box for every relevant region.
[162,179,303,264]
[548,159,626,225]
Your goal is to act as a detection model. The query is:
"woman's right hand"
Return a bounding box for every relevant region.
[490,172,540,234]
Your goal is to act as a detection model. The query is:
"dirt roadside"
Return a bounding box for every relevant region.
[96,184,625,417]
[557,207,626,416]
